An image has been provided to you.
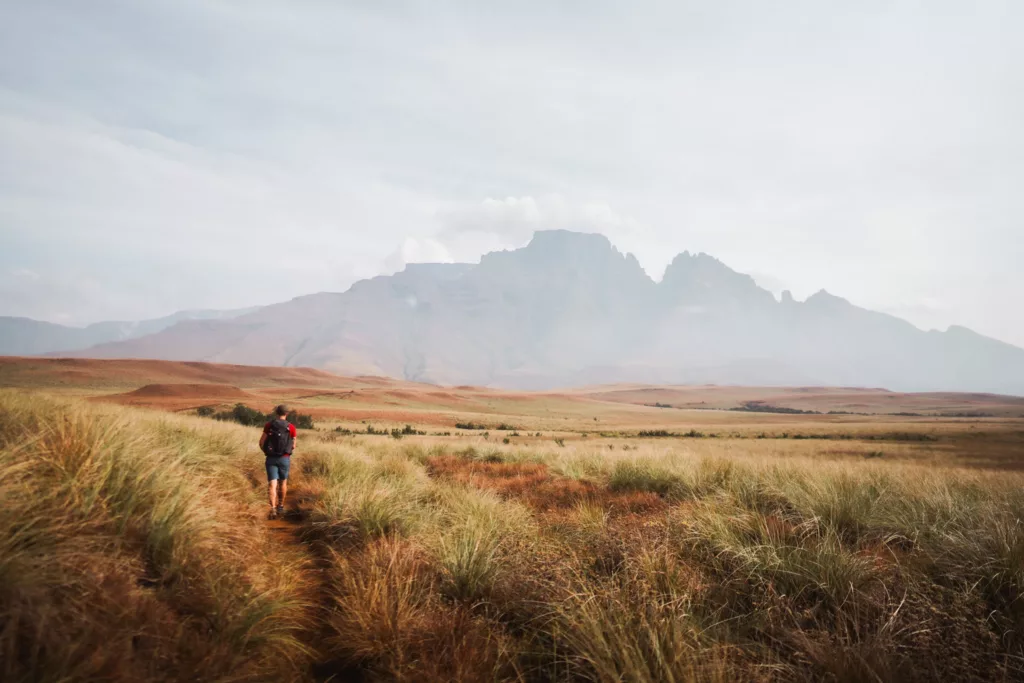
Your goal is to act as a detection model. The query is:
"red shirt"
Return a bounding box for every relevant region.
[262,421,297,456]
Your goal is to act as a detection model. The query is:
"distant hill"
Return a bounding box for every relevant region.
[5,357,1024,417]
[0,307,259,356]
[28,230,1024,394]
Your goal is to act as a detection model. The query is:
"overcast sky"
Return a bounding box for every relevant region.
[1,1,1022,345]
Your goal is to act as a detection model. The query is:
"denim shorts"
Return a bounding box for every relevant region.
[265,456,291,481]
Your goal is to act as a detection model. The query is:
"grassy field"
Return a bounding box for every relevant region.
[3,380,1024,682]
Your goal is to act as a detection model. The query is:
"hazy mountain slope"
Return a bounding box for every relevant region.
[53,230,1024,393]
[0,318,102,356]
[0,308,259,356]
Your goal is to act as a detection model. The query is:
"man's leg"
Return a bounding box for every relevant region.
[268,479,279,510]
[276,457,290,511]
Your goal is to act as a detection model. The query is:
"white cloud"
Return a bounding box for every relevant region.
[383,236,454,272]
[431,195,653,268]
[0,1,1022,346]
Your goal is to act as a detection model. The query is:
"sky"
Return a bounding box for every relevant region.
[1,1,1022,346]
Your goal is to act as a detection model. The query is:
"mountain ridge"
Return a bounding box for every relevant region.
[9,230,1024,394]
[0,307,260,356]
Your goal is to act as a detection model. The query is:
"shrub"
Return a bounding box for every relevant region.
[287,410,315,430]
[392,425,425,437]
[213,402,267,426]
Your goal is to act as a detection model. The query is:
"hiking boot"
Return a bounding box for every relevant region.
[268,508,278,520]
[276,505,285,516]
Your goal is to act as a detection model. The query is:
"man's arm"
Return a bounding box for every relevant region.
[289,425,297,454]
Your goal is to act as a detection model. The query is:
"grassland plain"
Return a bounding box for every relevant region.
[3,383,1024,682]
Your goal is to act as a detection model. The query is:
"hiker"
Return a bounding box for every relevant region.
[260,404,297,519]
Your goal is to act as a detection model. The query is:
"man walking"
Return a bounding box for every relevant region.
[260,404,297,519]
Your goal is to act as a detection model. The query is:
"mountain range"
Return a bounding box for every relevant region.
[0,308,258,356]
[5,230,1024,394]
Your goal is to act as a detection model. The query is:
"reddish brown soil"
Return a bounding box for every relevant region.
[425,454,666,514]
[0,357,358,389]
[97,383,260,409]
[8,357,1023,417]
[128,383,255,399]
[579,384,1024,416]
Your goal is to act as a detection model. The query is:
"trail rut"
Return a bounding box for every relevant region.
[264,485,364,683]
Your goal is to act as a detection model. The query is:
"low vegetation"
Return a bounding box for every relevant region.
[3,390,1023,681]
[0,391,311,682]
[198,402,315,429]
[731,400,823,414]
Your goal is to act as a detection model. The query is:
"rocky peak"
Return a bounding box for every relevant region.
[477,230,653,289]
[660,251,775,308]
[804,289,852,311]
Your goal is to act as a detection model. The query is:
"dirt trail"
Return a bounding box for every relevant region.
[264,487,316,547]
[264,485,364,683]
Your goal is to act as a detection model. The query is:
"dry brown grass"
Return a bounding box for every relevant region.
[0,391,315,682]
[300,439,1024,681]
[324,537,520,682]
[4,385,1024,682]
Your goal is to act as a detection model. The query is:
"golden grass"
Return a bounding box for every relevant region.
[4,389,1024,681]
[302,438,1024,680]
[0,390,313,682]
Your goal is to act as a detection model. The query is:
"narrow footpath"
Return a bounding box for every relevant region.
[264,486,364,683]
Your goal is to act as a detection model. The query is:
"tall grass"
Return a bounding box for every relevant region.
[301,437,1024,680]
[0,391,312,682]
[429,485,536,601]
[307,454,432,541]
[7,391,1024,681]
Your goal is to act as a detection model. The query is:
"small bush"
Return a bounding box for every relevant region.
[213,402,267,426]
[287,410,315,429]
[392,425,425,438]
